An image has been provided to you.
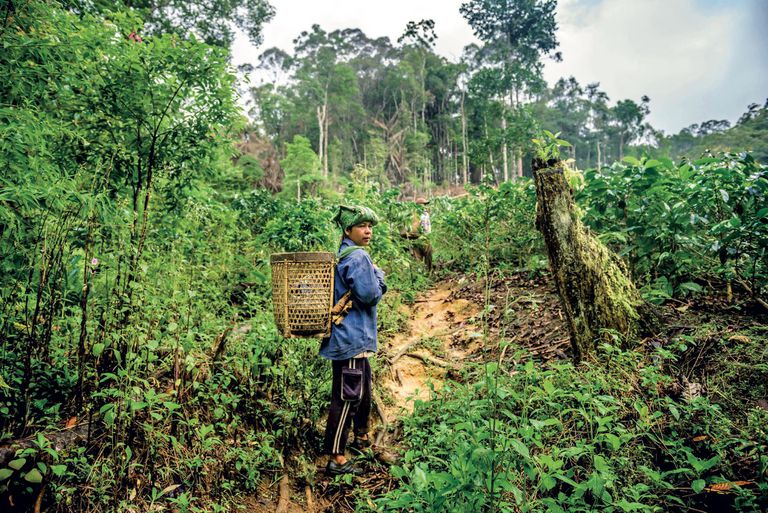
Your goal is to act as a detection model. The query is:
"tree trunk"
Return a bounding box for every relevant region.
[533,159,659,361]
[596,141,602,170]
[316,103,326,177]
[501,117,508,182]
[619,133,624,161]
[323,110,329,176]
[461,91,468,185]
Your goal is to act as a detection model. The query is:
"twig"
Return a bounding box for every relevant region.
[498,344,507,366]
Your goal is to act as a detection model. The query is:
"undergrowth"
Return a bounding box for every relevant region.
[364,336,768,512]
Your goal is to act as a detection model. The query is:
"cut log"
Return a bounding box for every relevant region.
[533,160,660,361]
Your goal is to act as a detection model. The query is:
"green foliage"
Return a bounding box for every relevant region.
[367,344,767,512]
[0,2,292,510]
[61,0,275,48]
[577,153,768,301]
[432,180,543,272]
[280,135,322,201]
[259,198,336,252]
[2,3,766,512]
[655,101,768,164]
[532,130,572,161]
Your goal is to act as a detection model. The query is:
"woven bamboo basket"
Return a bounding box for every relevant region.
[270,252,335,338]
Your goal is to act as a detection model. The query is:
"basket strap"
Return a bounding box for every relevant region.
[330,246,364,325]
[336,246,363,262]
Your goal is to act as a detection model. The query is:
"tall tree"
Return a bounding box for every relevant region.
[280,135,322,201]
[460,0,560,178]
[611,96,650,160]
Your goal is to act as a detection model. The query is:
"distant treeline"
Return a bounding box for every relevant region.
[243,21,768,188]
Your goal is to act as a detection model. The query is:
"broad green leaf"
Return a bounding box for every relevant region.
[617,499,648,511]
[509,439,530,459]
[24,468,43,483]
[678,282,703,293]
[50,465,67,477]
[8,458,25,470]
[692,479,706,493]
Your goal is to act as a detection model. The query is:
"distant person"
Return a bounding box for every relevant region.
[411,197,433,272]
[419,205,432,235]
[320,205,387,476]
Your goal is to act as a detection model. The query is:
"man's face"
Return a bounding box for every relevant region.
[345,222,373,246]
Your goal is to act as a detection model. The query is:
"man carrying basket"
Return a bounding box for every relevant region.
[321,205,387,476]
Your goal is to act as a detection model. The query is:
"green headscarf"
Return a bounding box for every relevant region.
[333,204,380,232]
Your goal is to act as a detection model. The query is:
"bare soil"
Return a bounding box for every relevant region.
[379,280,481,417]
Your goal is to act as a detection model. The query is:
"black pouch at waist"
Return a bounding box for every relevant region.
[341,366,363,401]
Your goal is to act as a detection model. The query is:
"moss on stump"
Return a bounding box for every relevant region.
[533,160,659,361]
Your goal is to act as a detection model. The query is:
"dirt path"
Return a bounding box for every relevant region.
[244,274,572,512]
[379,281,482,419]
[242,280,482,513]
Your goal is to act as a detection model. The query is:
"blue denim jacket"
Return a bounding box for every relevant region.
[319,238,387,360]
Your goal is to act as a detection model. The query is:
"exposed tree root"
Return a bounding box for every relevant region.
[305,484,315,513]
[274,474,290,513]
[372,389,388,429]
[404,352,454,369]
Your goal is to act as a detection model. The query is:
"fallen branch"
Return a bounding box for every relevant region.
[387,339,422,365]
[0,421,91,467]
[387,330,465,365]
[736,278,768,312]
[405,352,455,369]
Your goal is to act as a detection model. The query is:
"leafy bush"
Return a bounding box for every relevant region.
[367,344,767,512]
[577,154,768,301]
[432,180,543,273]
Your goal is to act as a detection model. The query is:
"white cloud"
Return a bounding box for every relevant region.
[544,0,767,132]
[232,0,478,64]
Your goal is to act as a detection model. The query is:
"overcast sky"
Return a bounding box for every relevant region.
[232,0,767,134]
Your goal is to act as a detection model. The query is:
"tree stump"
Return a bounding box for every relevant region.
[533,159,659,361]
